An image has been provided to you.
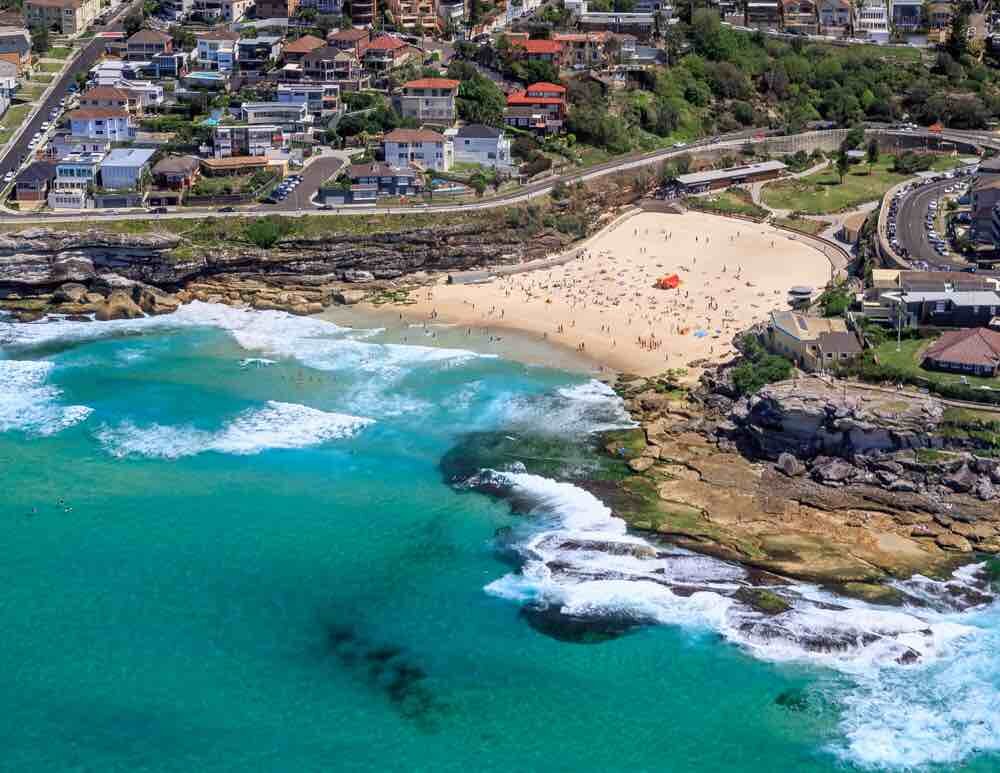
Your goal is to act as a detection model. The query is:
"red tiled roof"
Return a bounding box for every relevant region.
[68,107,129,120]
[384,128,446,143]
[366,34,406,51]
[924,328,1000,369]
[328,27,369,42]
[402,78,459,90]
[512,38,562,54]
[81,85,129,101]
[507,91,564,106]
[526,81,566,93]
[128,28,171,44]
[283,34,325,53]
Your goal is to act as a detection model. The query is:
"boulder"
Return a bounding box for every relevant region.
[776,452,805,477]
[333,289,368,305]
[810,457,857,486]
[341,269,374,283]
[951,521,996,542]
[628,456,656,473]
[133,284,180,316]
[52,282,88,304]
[935,532,973,552]
[94,290,144,321]
[943,465,978,493]
[976,478,995,502]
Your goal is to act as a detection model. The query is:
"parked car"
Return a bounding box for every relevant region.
[217,206,235,213]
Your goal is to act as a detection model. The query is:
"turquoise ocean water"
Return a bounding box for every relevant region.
[2,302,999,772]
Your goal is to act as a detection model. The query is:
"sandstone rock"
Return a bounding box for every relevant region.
[628,456,655,473]
[333,289,367,305]
[133,284,180,316]
[935,532,973,552]
[94,290,143,321]
[951,521,996,542]
[943,465,978,493]
[342,269,374,282]
[52,282,88,303]
[976,478,995,501]
[811,457,856,485]
[776,452,805,477]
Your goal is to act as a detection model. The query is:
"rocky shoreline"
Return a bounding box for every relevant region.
[603,369,1000,601]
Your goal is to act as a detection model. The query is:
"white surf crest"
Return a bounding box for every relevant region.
[0,359,92,436]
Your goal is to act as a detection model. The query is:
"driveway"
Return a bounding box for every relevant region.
[256,153,346,212]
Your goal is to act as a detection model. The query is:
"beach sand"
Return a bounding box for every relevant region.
[350,211,836,380]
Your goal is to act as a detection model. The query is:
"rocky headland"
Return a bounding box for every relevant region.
[602,371,1000,601]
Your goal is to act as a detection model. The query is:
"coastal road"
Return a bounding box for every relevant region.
[894,178,970,270]
[0,0,139,179]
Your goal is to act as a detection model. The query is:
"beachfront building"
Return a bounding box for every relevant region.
[382,128,453,172]
[449,124,512,169]
[99,148,155,190]
[0,27,32,74]
[25,0,100,34]
[150,154,201,206]
[674,160,787,193]
[767,311,863,372]
[319,161,424,204]
[196,30,240,72]
[13,162,56,206]
[392,78,459,124]
[817,0,852,34]
[781,0,819,34]
[853,0,891,44]
[48,152,104,209]
[504,82,567,135]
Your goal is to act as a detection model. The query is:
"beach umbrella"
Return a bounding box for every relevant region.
[656,274,681,290]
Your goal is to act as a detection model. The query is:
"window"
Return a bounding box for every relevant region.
[935,300,946,313]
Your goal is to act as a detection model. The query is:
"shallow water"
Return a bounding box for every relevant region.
[1,303,998,772]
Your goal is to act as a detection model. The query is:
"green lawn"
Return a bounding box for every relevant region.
[763,157,910,214]
[875,337,999,388]
[0,103,33,143]
[44,46,72,59]
[18,85,45,100]
[30,74,54,84]
[685,188,768,221]
[36,61,63,73]
[772,215,830,235]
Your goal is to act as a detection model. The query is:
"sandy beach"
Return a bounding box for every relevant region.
[358,210,836,379]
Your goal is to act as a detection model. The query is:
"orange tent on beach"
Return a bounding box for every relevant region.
[656,274,681,290]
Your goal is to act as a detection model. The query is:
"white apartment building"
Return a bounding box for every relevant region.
[382,128,453,172]
[447,124,512,169]
[276,83,340,114]
[854,0,891,44]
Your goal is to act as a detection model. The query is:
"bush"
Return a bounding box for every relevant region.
[819,285,852,317]
[245,216,292,248]
[521,156,552,177]
[730,335,794,395]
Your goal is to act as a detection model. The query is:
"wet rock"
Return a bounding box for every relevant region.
[521,603,643,644]
[895,648,921,665]
[94,290,143,321]
[776,452,805,477]
[935,532,973,552]
[734,587,791,615]
[52,282,88,304]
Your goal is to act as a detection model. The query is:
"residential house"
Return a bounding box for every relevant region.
[363,35,413,72]
[854,0,890,44]
[48,131,111,159]
[183,70,230,89]
[511,38,563,68]
[882,286,1000,329]
[116,80,164,111]
[160,0,192,20]
[504,82,567,134]
[552,32,609,69]
[386,0,440,34]
[863,270,1000,324]
[351,0,377,25]
[48,152,104,209]
[970,158,1000,242]
[126,29,173,60]
[99,147,156,190]
[142,52,188,79]
[300,0,342,12]
[255,0,299,15]
[282,33,326,62]
[78,86,131,114]
[193,0,253,20]
[24,0,99,35]
[817,0,852,32]
[300,45,370,89]
[277,82,340,114]
[745,0,781,29]
[0,59,16,117]
[319,160,423,204]
[196,30,240,72]
[152,154,201,189]
[438,0,464,26]
[213,123,285,157]
[577,9,660,37]
[781,0,818,34]
[923,328,1000,377]
[449,124,512,169]
[0,27,31,74]
[12,162,55,206]
[239,101,312,130]
[67,108,135,142]
[383,128,453,171]
[327,27,369,58]
[392,78,458,123]
[237,35,283,71]
[927,1,952,29]
[200,156,278,177]
[767,310,863,372]
[891,0,923,32]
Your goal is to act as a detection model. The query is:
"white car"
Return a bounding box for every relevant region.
[3,171,13,182]
[40,122,50,130]
[673,142,687,148]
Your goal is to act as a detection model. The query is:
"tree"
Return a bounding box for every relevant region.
[865,138,879,174]
[245,216,292,248]
[29,23,48,55]
[836,149,850,184]
[169,24,196,50]
[123,7,145,36]
[447,61,505,126]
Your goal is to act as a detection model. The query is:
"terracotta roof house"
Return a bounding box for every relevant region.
[127,28,172,59]
[383,128,453,171]
[327,27,370,57]
[363,35,414,71]
[505,82,567,133]
[923,328,1000,376]
[393,78,459,123]
[511,37,563,66]
[282,33,326,61]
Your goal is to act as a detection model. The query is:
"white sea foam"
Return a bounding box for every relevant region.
[477,468,1000,770]
[96,400,373,459]
[0,360,92,436]
[490,379,635,435]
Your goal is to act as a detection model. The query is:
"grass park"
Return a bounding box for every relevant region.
[685,188,768,220]
[763,155,963,214]
[0,104,33,143]
[873,337,999,389]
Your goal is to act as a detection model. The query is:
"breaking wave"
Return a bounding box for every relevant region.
[491,379,635,435]
[0,359,92,436]
[95,400,373,459]
[468,468,1000,770]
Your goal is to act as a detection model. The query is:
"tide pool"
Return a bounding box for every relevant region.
[1,303,998,772]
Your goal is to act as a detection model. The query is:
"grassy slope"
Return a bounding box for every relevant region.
[875,337,1000,388]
